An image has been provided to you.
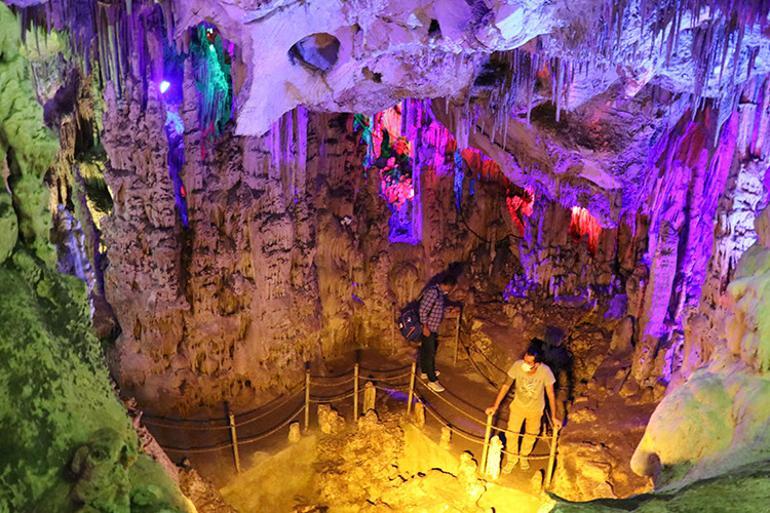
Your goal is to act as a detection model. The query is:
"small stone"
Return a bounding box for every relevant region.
[458,451,477,482]
[288,422,301,443]
[530,469,544,492]
[413,402,425,429]
[318,404,345,434]
[363,381,376,413]
[440,426,452,449]
[358,409,379,430]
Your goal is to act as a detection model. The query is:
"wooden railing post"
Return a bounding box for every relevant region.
[304,362,311,432]
[226,403,241,473]
[480,413,493,472]
[353,361,360,420]
[407,361,417,414]
[545,423,560,489]
[453,309,461,366]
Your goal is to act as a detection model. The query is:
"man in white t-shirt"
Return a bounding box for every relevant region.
[485,340,561,471]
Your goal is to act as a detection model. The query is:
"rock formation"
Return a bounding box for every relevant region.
[630,205,770,490]
[3,0,770,511]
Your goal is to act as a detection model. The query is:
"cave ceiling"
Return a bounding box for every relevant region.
[7,0,770,222]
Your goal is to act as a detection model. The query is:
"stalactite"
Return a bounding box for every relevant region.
[506,186,535,236]
[190,22,234,157]
[269,113,282,181]
[453,149,464,212]
[569,206,602,255]
[164,110,188,228]
[295,106,308,197]
[603,0,770,113]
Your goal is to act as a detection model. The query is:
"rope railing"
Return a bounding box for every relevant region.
[142,353,561,486]
[467,343,509,377]
[412,363,560,485]
[415,391,553,455]
[359,363,412,375]
[490,424,553,441]
[373,384,410,393]
[417,375,555,441]
[359,371,412,383]
[141,417,231,431]
[416,375,489,427]
[162,404,306,457]
[418,396,485,446]
[142,380,306,429]
[309,390,357,403]
[239,405,305,446]
[163,440,233,454]
[309,376,356,387]
[235,392,305,428]
[500,447,552,461]
[141,412,229,426]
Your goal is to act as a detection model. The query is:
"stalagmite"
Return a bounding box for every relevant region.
[530,469,544,492]
[485,435,502,480]
[288,421,301,443]
[363,381,376,413]
[413,401,425,429]
[440,426,452,449]
[318,404,345,434]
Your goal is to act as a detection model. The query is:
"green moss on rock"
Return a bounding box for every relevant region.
[0,4,60,266]
[0,253,189,513]
[550,460,770,513]
[0,189,17,263]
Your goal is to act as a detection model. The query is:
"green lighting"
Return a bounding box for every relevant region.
[191,24,233,138]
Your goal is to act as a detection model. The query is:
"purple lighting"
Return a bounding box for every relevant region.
[159,80,170,94]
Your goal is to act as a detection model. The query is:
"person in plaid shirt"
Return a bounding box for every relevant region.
[418,273,457,392]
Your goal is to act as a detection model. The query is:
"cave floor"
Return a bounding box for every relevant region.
[148,301,656,507]
[174,346,554,512]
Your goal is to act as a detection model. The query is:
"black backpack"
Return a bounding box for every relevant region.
[397,287,432,342]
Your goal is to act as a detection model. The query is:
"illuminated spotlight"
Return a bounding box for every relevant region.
[160,80,170,94]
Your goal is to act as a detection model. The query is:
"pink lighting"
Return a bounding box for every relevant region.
[506,186,535,236]
[569,206,602,255]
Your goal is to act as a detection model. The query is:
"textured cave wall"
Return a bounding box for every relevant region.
[0,4,59,266]
[0,5,197,512]
[0,253,191,513]
[7,0,768,502]
[10,1,765,420]
[101,73,641,415]
[626,82,770,491]
[167,0,770,137]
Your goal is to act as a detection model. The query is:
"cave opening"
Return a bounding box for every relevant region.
[3,1,770,513]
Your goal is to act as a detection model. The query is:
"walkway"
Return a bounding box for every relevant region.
[140,336,559,494]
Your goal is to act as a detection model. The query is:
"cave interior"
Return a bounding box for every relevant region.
[1,0,770,512]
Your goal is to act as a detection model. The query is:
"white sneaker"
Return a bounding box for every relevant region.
[427,380,446,393]
[519,457,530,470]
[420,370,441,380]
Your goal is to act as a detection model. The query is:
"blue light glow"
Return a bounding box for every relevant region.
[159,80,170,94]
